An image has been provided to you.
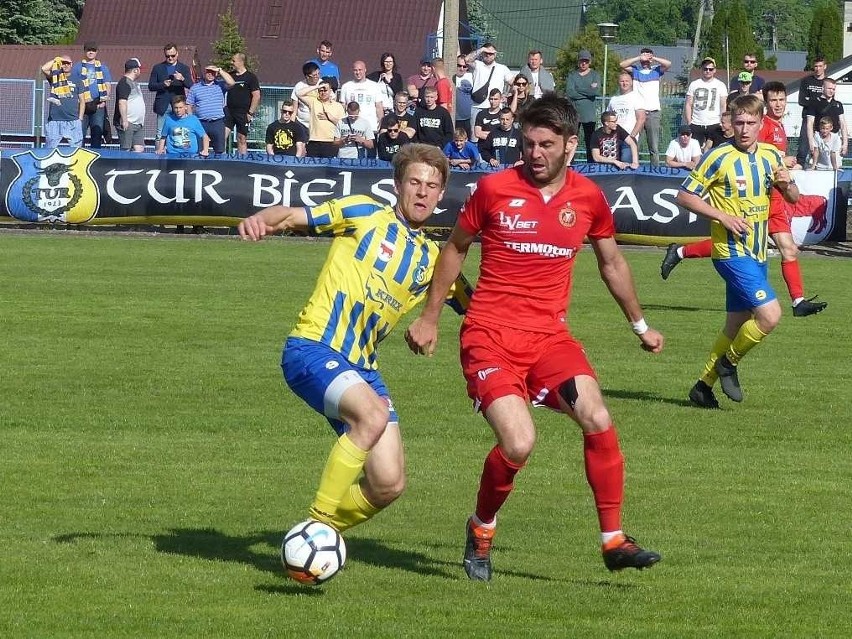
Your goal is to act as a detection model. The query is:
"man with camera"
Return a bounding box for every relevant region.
[148,43,194,140]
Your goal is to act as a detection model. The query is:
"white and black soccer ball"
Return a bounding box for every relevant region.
[281,519,347,585]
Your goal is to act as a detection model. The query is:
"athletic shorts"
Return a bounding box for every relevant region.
[459,319,596,413]
[224,108,250,136]
[281,337,397,435]
[768,191,792,235]
[713,257,777,313]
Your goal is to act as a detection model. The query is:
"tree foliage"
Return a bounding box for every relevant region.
[554,25,623,97]
[584,0,698,46]
[807,0,843,68]
[704,0,763,71]
[466,0,498,46]
[210,3,259,72]
[0,0,77,44]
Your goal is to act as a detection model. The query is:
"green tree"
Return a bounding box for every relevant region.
[704,0,762,72]
[211,3,259,72]
[0,0,76,44]
[745,0,814,53]
[466,0,498,45]
[554,25,623,98]
[807,0,842,68]
[584,0,697,46]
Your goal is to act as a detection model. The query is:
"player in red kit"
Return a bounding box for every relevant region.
[661,85,827,317]
[405,94,663,581]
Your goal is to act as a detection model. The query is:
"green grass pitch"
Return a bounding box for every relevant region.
[1,232,850,638]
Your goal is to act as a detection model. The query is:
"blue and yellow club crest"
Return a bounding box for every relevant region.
[5,148,100,223]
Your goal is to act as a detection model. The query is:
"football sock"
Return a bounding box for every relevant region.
[727,319,767,365]
[309,433,369,525]
[583,426,624,533]
[329,482,381,533]
[601,530,624,546]
[683,238,712,259]
[780,259,804,303]
[475,445,524,525]
[699,332,733,387]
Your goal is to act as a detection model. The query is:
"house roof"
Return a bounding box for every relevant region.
[477,0,583,69]
[73,0,444,86]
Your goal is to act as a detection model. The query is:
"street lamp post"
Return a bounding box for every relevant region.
[597,22,619,103]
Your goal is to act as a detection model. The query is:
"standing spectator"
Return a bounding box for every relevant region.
[811,116,842,171]
[480,108,523,167]
[380,92,416,138]
[606,71,646,150]
[339,61,386,139]
[367,53,404,113]
[113,58,146,152]
[590,111,638,169]
[508,74,534,116]
[187,65,235,155]
[148,43,193,141]
[726,72,753,103]
[307,40,340,85]
[266,99,308,157]
[224,53,261,156]
[665,125,702,170]
[41,56,85,149]
[518,49,555,98]
[706,111,734,148]
[473,89,504,152]
[406,59,437,103]
[796,57,827,167]
[684,57,727,150]
[432,58,454,112]
[730,53,765,93]
[297,77,344,158]
[806,78,848,161]
[375,115,412,162]
[293,62,321,130]
[566,50,601,163]
[70,42,111,148]
[443,127,480,170]
[453,56,474,137]
[412,86,454,148]
[620,47,671,167]
[334,102,375,159]
[155,95,210,156]
[464,43,514,126]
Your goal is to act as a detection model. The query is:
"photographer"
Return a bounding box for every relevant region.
[148,43,194,140]
[334,102,375,159]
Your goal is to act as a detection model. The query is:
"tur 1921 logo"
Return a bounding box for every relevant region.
[5,148,100,223]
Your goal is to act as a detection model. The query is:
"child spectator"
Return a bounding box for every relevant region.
[443,127,481,170]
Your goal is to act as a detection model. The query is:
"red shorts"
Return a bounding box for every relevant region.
[459,319,596,413]
[768,192,791,235]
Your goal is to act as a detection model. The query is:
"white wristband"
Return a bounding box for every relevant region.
[631,318,649,335]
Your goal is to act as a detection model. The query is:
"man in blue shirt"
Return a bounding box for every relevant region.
[70,42,111,148]
[156,95,210,156]
[307,40,340,85]
[187,65,236,154]
[148,43,194,140]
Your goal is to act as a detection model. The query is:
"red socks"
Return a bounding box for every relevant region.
[780,259,804,302]
[683,238,712,259]
[584,426,624,533]
[475,446,523,524]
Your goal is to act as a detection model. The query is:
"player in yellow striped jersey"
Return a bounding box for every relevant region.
[239,144,471,544]
[677,95,799,408]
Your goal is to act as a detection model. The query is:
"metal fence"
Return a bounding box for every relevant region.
[0,80,295,151]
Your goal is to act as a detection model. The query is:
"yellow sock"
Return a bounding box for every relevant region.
[329,483,382,533]
[727,319,767,365]
[308,434,368,526]
[699,332,733,387]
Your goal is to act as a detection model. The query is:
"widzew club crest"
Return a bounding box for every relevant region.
[5,148,100,223]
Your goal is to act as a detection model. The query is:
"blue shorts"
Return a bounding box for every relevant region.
[713,258,777,312]
[281,337,398,435]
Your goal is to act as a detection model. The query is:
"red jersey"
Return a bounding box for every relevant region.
[759,117,787,153]
[458,166,615,334]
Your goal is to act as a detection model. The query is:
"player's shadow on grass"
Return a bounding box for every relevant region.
[603,387,694,408]
[640,302,720,313]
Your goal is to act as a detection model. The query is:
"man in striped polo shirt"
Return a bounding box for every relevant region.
[187,65,236,154]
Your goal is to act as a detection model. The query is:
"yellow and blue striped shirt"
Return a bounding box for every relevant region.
[681,142,784,262]
[290,194,470,369]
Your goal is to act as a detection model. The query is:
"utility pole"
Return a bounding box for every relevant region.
[692,0,707,69]
[443,0,460,119]
[763,12,778,51]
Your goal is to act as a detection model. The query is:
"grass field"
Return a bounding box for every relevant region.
[1,232,850,638]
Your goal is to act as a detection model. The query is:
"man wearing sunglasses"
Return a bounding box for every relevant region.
[266,99,308,157]
[453,56,474,138]
[684,56,727,150]
[40,55,85,149]
[730,54,765,93]
[148,43,194,140]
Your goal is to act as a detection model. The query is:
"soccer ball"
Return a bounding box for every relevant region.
[281,519,347,585]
